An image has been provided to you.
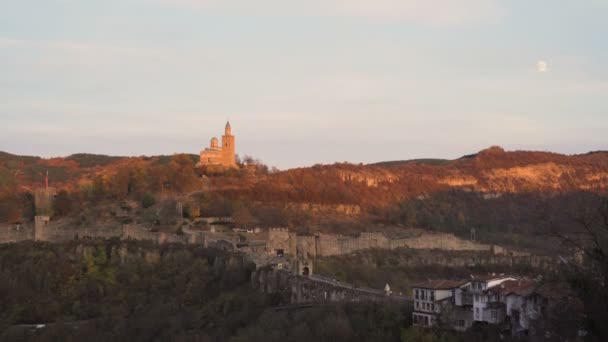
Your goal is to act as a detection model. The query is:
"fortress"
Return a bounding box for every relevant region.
[197,121,236,167]
[266,228,524,259]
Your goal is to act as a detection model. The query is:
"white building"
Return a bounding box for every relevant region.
[468,274,517,323]
[411,280,467,328]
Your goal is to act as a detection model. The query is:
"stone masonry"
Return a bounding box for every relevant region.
[267,228,514,258]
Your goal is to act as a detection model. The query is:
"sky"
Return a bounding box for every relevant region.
[1,0,607,169]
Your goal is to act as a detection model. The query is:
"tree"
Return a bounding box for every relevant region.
[550,194,608,340]
[53,190,73,217]
[168,154,199,193]
[0,195,22,223]
[141,193,156,209]
[232,204,254,228]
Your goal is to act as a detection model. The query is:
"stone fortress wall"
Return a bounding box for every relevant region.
[267,228,520,258]
[1,222,511,258]
[1,218,186,245]
[1,219,226,250]
[0,223,34,242]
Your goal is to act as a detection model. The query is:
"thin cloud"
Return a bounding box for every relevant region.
[160,0,506,26]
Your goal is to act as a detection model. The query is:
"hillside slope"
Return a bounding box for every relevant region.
[228,146,608,208]
[2,146,608,208]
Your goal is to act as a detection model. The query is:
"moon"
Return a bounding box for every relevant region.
[537,60,548,72]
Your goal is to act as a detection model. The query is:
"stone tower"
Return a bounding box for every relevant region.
[221,121,236,167]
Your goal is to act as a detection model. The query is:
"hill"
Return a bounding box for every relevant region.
[229,146,608,207]
[2,146,608,203]
[1,146,608,232]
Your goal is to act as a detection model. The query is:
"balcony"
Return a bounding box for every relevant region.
[455,292,473,306]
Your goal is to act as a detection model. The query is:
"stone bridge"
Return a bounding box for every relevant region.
[252,268,410,305]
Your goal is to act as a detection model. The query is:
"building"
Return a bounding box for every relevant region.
[492,279,542,335]
[411,279,468,328]
[412,274,544,332]
[467,274,517,323]
[197,121,236,167]
[409,274,583,337]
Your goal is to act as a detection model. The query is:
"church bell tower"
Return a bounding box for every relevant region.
[221,121,236,166]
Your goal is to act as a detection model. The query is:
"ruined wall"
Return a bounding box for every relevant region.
[1,221,192,245]
[390,233,492,252]
[121,225,190,245]
[0,223,33,242]
[267,229,511,258]
[34,218,123,242]
[351,249,560,272]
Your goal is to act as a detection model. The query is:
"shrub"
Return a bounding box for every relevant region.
[141,193,156,208]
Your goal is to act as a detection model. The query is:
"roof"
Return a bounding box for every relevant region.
[488,279,537,296]
[411,279,467,290]
[470,274,513,282]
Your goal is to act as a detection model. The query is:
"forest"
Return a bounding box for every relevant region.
[0,240,421,342]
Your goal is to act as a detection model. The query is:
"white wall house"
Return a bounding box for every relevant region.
[469,274,517,323]
[411,280,467,328]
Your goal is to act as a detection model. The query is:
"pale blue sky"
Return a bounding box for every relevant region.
[1,0,607,168]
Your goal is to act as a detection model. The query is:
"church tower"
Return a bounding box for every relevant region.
[221,121,236,166]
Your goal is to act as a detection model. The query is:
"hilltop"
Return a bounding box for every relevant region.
[2,146,608,203]
[1,146,608,253]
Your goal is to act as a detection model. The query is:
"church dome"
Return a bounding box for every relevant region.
[210,137,219,148]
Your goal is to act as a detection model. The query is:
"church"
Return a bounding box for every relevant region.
[197,121,237,167]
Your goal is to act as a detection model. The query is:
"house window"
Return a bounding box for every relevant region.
[430,291,435,301]
[415,301,419,309]
[475,308,479,317]
[491,310,497,321]
[421,291,426,300]
[431,303,435,311]
[415,289,419,299]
